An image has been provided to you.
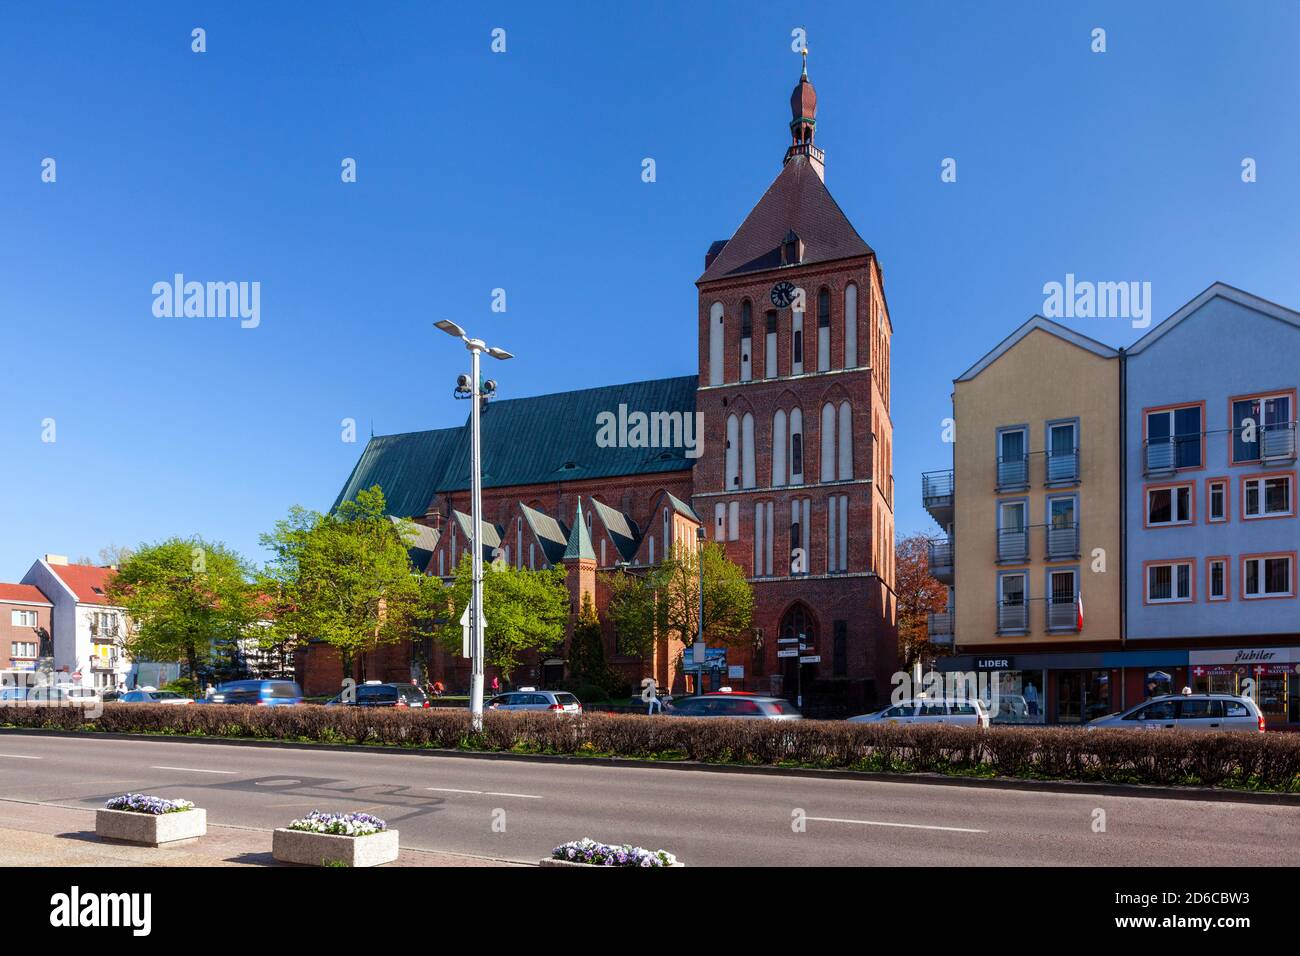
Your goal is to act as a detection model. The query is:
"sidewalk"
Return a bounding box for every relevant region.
[0,799,523,867]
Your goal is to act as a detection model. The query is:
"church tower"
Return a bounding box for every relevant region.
[693,53,897,715]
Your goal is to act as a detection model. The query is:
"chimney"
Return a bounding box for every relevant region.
[45,554,68,566]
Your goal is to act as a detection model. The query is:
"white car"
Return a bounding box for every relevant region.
[486,688,582,714]
[27,684,102,708]
[118,690,195,705]
[1087,694,1264,732]
[850,697,991,728]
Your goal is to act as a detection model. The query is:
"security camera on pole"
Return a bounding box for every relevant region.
[434,319,512,731]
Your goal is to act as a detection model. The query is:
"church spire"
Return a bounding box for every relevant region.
[784,45,824,179]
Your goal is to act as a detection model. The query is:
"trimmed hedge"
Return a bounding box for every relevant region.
[3,704,1299,792]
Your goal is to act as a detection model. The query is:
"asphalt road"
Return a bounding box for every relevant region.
[0,732,1294,866]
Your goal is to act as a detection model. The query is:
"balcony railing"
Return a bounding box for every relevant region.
[1046,447,1079,483]
[1144,435,1201,477]
[1048,596,1080,632]
[996,456,1028,490]
[1045,522,1079,560]
[997,601,1028,632]
[1261,422,1298,462]
[927,537,954,583]
[922,470,955,524]
[997,527,1028,562]
[927,609,954,646]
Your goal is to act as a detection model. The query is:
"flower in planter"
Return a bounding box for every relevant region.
[286,810,387,837]
[104,793,195,815]
[552,838,677,867]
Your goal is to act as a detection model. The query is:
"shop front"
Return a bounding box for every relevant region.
[1190,647,1300,727]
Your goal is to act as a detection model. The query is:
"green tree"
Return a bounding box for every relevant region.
[605,540,753,658]
[435,556,568,684]
[566,592,619,696]
[259,487,435,683]
[105,537,259,682]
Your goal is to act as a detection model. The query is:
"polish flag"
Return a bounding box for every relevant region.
[1076,591,1084,631]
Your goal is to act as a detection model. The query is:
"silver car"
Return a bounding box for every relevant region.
[1087,694,1264,732]
[850,697,991,728]
[487,689,582,714]
[666,693,802,720]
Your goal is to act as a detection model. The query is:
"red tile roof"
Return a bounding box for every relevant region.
[45,563,117,605]
[0,583,52,605]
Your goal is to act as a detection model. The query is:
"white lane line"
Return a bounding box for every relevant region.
[484,792,544,800]
[426,787,483,795]
[150,766,237,775]
[807,816,986,833]
[0,754,42,760]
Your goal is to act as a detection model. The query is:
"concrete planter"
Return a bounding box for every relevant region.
[272,828,399,867]
[95,808,207,846]
[540,857,684,867]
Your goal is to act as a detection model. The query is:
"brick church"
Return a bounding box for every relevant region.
[305,57,898,715]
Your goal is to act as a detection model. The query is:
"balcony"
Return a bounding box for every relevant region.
[1144,435,1201,477]
[927,537,954,584]
[1045,523,1079,560]
[1047,596,1080,632]
[996,456,1028,491]
[1045,447,1080,484]
[921,470,954,526]
[927,609,954,647]
[996,527,1028,563]
[90,653,119,670]
[997,601,1028,633]
[1261,422,1298,463]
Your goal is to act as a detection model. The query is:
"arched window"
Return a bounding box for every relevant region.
[739,300,753,382]
[820,402,836,481]
[779,602,816,645]
[844,283,858,368]
[764,311,778,378]
[771,409,787,486]
[790,407,804,483]
[741,412,756,489]
[725,414,739,489]
[708,302,724,386]
[838,401,854,480]
[817,287,831,372]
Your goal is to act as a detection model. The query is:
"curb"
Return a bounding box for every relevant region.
[2,726,1297,806]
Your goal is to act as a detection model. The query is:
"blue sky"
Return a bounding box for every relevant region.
[2,0,1299,577]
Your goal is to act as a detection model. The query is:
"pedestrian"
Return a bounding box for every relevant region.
[491,675,500,694]
[431,680,444,698]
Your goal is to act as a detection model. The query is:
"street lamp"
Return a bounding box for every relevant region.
[434,319,512,731]
[695,525,705,695]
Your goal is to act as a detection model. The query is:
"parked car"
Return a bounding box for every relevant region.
[0,686,30,702]
[666,692,801,720]
[118,690,195,705]
[849,697,991,728]
[1087,694,1264,732]
[26,684,102,708]
[486,688,582,713]
[207,679,303,706]
[325,681,430,708]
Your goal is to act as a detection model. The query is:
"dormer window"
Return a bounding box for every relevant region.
[782,230,803,266]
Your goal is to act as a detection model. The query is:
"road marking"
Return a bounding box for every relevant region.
[484,792,543,800]
[150,766,237,775]
[426,787,543,800]
[806,816,986,833]
[426,787,482,795]
[0,754,41,760]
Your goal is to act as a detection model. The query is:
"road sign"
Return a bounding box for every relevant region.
[777,649,799,658]
[799,644,812,651]
[777,637,799,644]
[459,604,487,657]
[799,655,821,664]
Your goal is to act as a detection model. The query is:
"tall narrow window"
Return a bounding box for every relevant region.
[715,502,726,539]
[792,310,804,375]
[725,414,740,489]
[790,408,804,483]
[838,494,848,570]
[764,311,778,378]
[827,496,838,573]
[741,412,756,489]
[708,302,724,386]
[817,288,831,372]
[838,401,853,480]
[739,300,753,382]
[772,409,787,486]
[728,501,740,541]
[1207,479,1228,523]
[832,621,847,677]
[1208,558,1228,601]
[843,283,858,367]
[753,502,765,575]
[820,403,836,482]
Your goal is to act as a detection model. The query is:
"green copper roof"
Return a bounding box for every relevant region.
[562,501,596,562]
[332,428,462,518]
[334,376,699,518]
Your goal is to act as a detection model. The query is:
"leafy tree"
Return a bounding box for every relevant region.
[105,537,260,682]
[896,532,950,668]
[566,592,619,696]
[259,487,436,684]
[435,556,568,685]
[605,540,753,658]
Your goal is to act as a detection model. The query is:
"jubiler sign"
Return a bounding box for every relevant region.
[1189,647,1300,666]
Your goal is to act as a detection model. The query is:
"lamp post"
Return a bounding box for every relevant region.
[695,525,705,695]
[434,319,512,731]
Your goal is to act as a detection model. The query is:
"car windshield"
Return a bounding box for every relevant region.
[553,693,578,706]
[357,685,398,701]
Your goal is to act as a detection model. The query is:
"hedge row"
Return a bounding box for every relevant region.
[3,704,1299,791]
